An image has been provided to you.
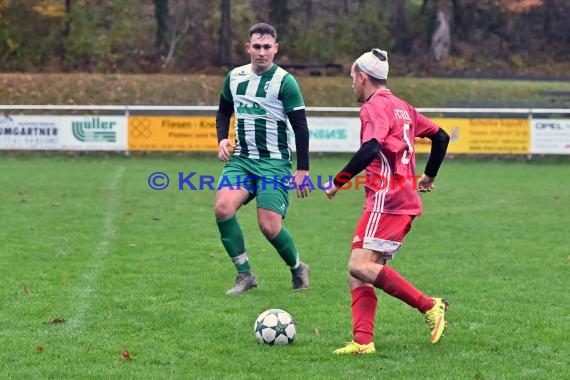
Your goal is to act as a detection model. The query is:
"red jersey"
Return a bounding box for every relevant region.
[360,89,439,215]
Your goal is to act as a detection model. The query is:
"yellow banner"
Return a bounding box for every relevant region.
[415,118,529,154]
[128,116,234,151]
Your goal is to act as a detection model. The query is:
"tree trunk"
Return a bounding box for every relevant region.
[63,0,72,38]
[342,0,350,14]
[153,0,169,54]
[217,0,232,66]
[451,0,467,40]
[269,0,289,39]
[59,0,72,63]
[431,0,451,60]
[303,0,313,29]
[252,0,270,21]
[390,0,410,53]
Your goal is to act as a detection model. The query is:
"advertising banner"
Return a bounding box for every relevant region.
[0,115,127,150]
[60,116,127,150]
[302,117,361,152]
[128,116,234,151]
[0,113,539,155]
[305,117,530,155]
[531,119,570,154]
[415,118,530,154]
[0,115,60,150]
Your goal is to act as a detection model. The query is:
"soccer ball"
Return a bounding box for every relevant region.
[254,309,296,345]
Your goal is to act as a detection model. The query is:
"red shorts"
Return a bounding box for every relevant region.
[352,212,414,259]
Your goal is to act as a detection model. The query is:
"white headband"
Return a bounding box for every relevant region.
[355,49,389,80]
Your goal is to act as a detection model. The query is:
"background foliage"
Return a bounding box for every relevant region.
[0,0,568,77]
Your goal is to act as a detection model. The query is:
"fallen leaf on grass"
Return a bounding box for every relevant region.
[120,349,134,360]
[35,345,46,352]
[48,318,66,324]
[23,284,29,296]
[314,328,321,335]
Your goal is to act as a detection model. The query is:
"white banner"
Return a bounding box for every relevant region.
[60,115,127,150]
[531,119,570,154]
[296,117,360,152]
[0,115,60,150]
[0,115,127,150]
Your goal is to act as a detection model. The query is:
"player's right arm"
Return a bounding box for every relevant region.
[216,73,234,162]
[325,106,387,199]
[324,138,381,199]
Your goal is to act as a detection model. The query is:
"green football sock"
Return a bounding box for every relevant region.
[269,227,300,271]
[216,215,250,272]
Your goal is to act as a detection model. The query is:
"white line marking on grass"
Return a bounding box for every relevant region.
[66,166,124,334]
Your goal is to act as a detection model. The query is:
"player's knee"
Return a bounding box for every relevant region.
[258,220,280,239]
[214,200,235,219]
[348,256,369,279]
[348,260,365,279]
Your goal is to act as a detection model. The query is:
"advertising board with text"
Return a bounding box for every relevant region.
[531,118,570,154]
[0,115,127,150]
[415,118,529,154]
[128,116,235,151]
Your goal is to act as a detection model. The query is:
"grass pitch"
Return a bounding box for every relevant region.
[0,154,568,379]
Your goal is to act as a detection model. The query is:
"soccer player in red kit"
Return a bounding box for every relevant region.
[324,49,451,354]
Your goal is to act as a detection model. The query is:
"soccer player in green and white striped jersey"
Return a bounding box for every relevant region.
[215,23,311,295]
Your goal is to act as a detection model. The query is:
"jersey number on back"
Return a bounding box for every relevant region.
[401,122,413,165]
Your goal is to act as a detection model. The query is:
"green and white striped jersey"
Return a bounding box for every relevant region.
[221,63,305,161]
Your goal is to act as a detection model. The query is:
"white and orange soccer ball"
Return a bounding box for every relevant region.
[254,309,296,345]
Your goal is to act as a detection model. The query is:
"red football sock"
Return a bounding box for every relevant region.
[373,266,435,313]
[351,286,377,344]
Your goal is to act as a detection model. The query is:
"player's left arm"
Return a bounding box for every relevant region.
[287,109,310,198]
[417,114,450,192]
[282,74,310,198]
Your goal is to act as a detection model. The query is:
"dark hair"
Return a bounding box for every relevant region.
[354,64,387,86]
[249,23,277,41]
[371,48,387,61]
